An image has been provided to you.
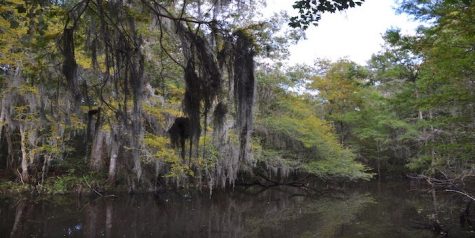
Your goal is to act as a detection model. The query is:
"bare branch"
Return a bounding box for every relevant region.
[445,189,475,201]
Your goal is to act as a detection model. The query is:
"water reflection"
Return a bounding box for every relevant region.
[0,182,473,237]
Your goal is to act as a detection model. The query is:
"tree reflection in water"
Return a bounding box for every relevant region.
[0,182,474,237]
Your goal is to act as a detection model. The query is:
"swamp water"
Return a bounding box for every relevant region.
[1,182,474,238]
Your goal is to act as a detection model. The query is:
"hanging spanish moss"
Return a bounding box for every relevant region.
[168,117,191,159]
[61,28,81,103]
[156,19,258,189]
[128,24,146,183]
[176,23,222,107]
[0,0,267,192]
[175,22,224,159]
[233,30,255,162]
[183,60,202,158]
[212,102,228,138]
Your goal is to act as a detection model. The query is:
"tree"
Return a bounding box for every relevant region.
[290,0,365,29]
[253,66,371,183]
[310,60,367,144]
[398,0,475,180]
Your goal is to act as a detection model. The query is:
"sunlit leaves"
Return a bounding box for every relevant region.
[256,69,371,180]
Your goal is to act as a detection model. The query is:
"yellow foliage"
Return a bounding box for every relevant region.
[257,80,371,179]
[18,84,39,95]
[70,114,86,130]
[75,50,93,69]
[144,134,193,177]
[0,1,64,65]
[0,0,29,65]
[143,104,181,122]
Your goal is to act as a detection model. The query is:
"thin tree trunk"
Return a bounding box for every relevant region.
[415,85,423,120]
[429,110,436,174]
[19,126,29,183]
[40,155,51,186]
[108,126,119,183]
[6,129,14,169]
[376,141,381,181]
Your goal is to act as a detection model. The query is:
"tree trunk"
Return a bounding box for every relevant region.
[5,129,14,169]
[40,155,51,186]
[429,110,436,174]
[376,141,381,181]
[108,126,119,183]
[90,130,106,172]
[19,125,29,183]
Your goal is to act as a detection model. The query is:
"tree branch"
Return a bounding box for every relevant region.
[445,189,475,201]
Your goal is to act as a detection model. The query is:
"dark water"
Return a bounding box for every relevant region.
[1,182,474,238]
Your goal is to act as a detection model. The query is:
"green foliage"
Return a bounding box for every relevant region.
[310,60,368,126]
[307,58,422,176]
[0,180,30,194]
[256,69,371,180]
[303,153,371,180]
[357,0,475,180]
[197,136,220,168]
[347,90,416,140]
[290,0,365,29]
[43,173,104,194]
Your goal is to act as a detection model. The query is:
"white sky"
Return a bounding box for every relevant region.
[264,0,421,66]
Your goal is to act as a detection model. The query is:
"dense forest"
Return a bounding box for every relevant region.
[0,0,474,198]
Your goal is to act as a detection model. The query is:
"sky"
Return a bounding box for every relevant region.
[264,0,421,66]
